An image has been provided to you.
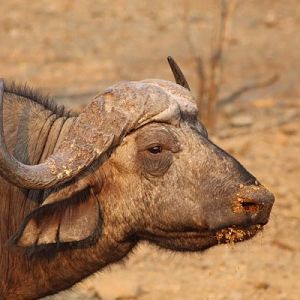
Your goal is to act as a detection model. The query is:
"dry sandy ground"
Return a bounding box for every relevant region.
[0,1,299,299]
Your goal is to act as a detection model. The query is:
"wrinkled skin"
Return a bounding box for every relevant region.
[101,120,273,252]
[0,80,274,300]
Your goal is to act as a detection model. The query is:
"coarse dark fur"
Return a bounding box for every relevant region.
[3,81,78,118]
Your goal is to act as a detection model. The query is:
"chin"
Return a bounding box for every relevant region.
[140,224,264,252]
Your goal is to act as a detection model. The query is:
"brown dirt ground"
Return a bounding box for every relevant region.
[0,1,299,299]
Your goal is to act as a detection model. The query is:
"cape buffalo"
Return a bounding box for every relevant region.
[0,58,274,299]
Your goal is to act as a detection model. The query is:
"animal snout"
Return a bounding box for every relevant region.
[233,184,275,225]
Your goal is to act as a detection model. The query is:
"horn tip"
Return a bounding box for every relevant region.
[167,56,174,63]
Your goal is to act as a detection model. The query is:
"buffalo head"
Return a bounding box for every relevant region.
[0,58,274,254]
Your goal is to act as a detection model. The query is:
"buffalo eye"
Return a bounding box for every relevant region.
[147,145,162,154]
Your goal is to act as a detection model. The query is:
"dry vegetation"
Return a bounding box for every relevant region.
[0,0,299,299]
[183,0,280,132]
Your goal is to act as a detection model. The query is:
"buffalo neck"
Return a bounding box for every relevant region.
[0,100,135,300]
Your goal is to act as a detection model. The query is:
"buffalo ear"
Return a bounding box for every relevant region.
[10,186,102,252]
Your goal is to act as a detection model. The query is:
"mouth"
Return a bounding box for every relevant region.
[215,224,263,245]
[139,224,264,252]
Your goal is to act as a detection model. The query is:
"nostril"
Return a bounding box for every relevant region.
[232,198,262,214]
[240,200,260,213]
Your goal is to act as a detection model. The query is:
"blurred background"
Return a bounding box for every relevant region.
[0,0,299,299]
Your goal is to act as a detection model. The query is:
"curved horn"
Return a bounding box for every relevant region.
[0,79,113,190]
[0,79,184,190]
[167,56,191,91]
